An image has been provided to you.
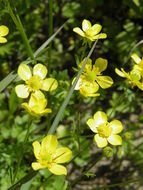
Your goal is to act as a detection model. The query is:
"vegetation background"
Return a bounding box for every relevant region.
[0,0,143,189]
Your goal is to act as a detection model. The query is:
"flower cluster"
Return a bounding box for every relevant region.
[87,111,123,148]
[12,18,124,177]
[73,57,113,97]
[73,19,107,42]
[32,135,72,175]
[15,63,58,116]
[115,53,143,90]
[0,25,9,43]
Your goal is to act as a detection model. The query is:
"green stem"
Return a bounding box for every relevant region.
[70,154,103,188]
[48,39,99,134]
[48,0,53,74]
[7,1,35,62]
[12,118,32,185]
[81,41,87,61]
[93,177,143,190]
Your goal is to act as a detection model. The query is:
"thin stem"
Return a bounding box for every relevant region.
[81,41,87,61]
[93,177,143,190]
[70,154,103,188]
[48,39,99,134]
[48,0,53,74]
[8,170,37,190]
[7,1,35,62]
[12,118,32,185]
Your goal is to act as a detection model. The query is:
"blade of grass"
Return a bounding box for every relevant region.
[48,38,99,134]
[0,20,68,93]
[8,170,37,190]
[0,71,17,92]
[48,0,53,74]
[34,20,68,58]
[7,1,35,61]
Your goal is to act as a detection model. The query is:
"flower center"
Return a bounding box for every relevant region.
[26,75,42,91]
[97,123,112,138]
[40,151,53,165]
[87,70,97,81]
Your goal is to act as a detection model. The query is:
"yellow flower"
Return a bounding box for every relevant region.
[0,25,9,43]
[115,53,143,90]
[22,91,52,117]
[15,63,58,99]
[73,19,107,41]
[87,111,123,148]
[32,135,72,175]
[73,58,113,97]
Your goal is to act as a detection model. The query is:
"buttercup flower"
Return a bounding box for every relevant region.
[15,63,58,99]
[22,91,52,117]
[0,25,9,43]
[73,19,107,41]
[115,53,143,90]
[73,58,113,97]
[87,111,123,148]
[32,135,72,175]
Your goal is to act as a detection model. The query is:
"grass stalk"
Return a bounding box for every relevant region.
[48,39,99,134]
[48,0,53,74]
[7,1,35,62]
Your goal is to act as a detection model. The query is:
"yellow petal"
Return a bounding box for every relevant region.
[32,162,46,170]
[38,108,52,115]
[31,90,45,100]
[94,134,108,148]
[92,33,107,39]
[53,147,72,163]
[22,102,31,113]
[79,58,92,70]
[32,141,41,159]
[115,68,126,77]
[18,64,32,81]
[0,36,7,43]
[130,66,141,81]
[80,79,99,93]
[131,53,141,64]
[24,92,52,116]
[96,76,113,89]
[107,134,122,145]
[33,64,48,79]
[41,78,58,91]
[73,77,81,90]
[89,24,102,35]
[109,120,123,134]
[73,27,85,37]
[136,81,143,90]
[93,111,107,127]
[15,84,29,98]
[0,25,9,36]
[86,118,98,133]
[41,135,58,154]
[94,58,108,73]
[22,102,52,116]
[48,164,67,175]
[82,19,91,31]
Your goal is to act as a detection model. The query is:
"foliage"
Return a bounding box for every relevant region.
[1,0,143,190]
